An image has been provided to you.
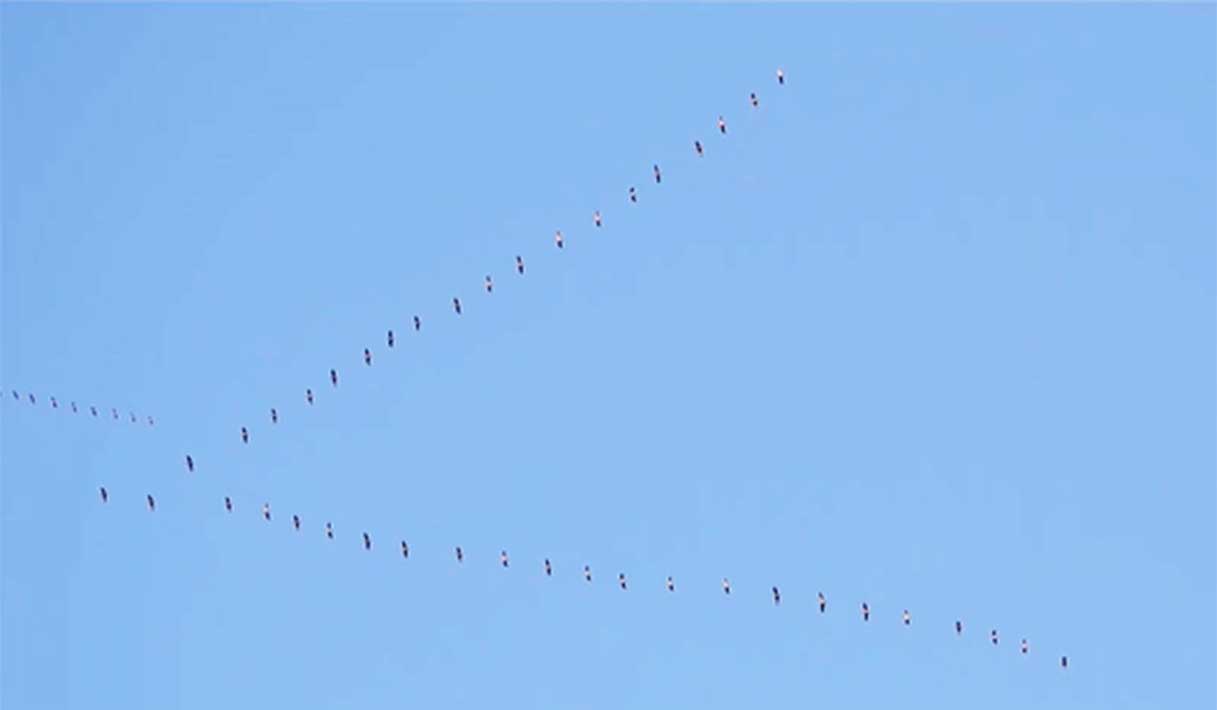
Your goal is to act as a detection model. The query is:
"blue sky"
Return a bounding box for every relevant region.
[2,4,1214,709]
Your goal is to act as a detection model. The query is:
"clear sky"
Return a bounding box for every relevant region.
[2,4,1214,709]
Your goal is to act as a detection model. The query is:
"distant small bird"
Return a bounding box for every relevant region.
[653,164,662,183]
[1021,639,1029,654]
[694,140,704,156]
[618,573,627,590]
[363,532,372,551]
[776,68,785,85]
[90,406,98,417]
[270,408,278,424]
[453,297,462,315]
[485,275,493,293]
[818,592,827,613]
[29,394,36,404]
[593,211,602,227]
[330,369,338,387]
[224,496,232,512]
[516,256,525,275]
[554,230,564,249]
[262,503,271,521]
[241,427,249,444]
[292,514,301,531]
[750,92,759,108]
[146,494,155,511]
[413,315,421,331]
[111,407,118,419]
[717,115,727,134]
[722,578,731,595]
[628,187,637,203]
[9,390,16,400]
[583,565,592,582]
[50,396,58,408]
[129,412,136,423]
[70,401,78,413]
[902,609,911,626]
[147,416,155,427]
[455,546,464,563]
[1061,656,1068,669]
[99,486,108,503]
[364,348,372,366]
[325,522,334,539]
[991,630,999,646]
[500,550,510,568]
[401,541,410,559]
[955,620,963,635]
[666,576,675,592]
[185,455,195,473]
[862,603,870,621]
[387,330,395,348]
[544,558,552,576]
[306,389,314,405]
[772,586,781,606]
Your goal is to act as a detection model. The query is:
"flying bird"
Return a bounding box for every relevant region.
[147,416,154,427]
[129,412,136,423]
[902,610,911,626]
[99,486,108,503]
[515,256,525,275]
[241,427,249,444]
[111,408,118,420]
[271,408,278,424]
[818,592,827,613]
[717,116,727,134]
[225,496,232,512]
[653,164,662,183]
[554,231,564,249]
[772,586,781,605]
[9,390,16,400]
[401,541,410,559]
[618,573,627,590]
[70,402,78,413]
[453,298,462,315]
[750,92,759,108]
[1061,656,1068,669]
[694,140,704,156]
[500,550,510,568]
[325,522,334,539]
[862,603,870,621]
[1021,639,1029,654]
[363,532,372,551]
[413,315,421,331]
[292,514,301,531]
[306,389,314,405]
[185,455,195,473]
[455,546,464,563]
[146,494,155,511]
[666,576,675,592]
[485,275,493,293]
[955,620,963,635]
[90,406,98,417]
[50,397,58,408]
[29,394,36,404]
[262,503,271,521]
[628,187,637,203]
[593,211,602,227]
[991,630,999,646]
[722,578,731,595]
[583,565,592,582]
[776,68,785,85]
[544,559,552,576]
[387,330,395,348]
[330,369,338,387]
[364,348,372,366]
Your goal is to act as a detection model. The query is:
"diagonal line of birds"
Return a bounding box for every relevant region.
[2,389,156,428]
[31,65,1067,674]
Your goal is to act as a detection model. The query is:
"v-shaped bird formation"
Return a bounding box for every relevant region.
[21,65,1071,676]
